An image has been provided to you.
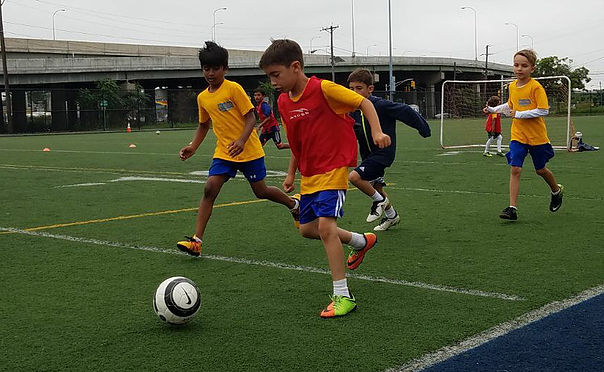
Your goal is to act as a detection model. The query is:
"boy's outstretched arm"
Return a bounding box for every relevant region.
[388,102,431,137]
[180,121,210,161]
[359,98,391,148]
[228,109,256,157]
[283,154,298,193]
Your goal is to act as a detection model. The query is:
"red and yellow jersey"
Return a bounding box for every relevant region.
[507,79,550,145]
[485,113,501,133]
[197,79,264,162]
[256,101,279,133]
[278,77,363,195]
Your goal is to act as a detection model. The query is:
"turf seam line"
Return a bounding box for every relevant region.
[0,227,525,301]
[386,283,604,372]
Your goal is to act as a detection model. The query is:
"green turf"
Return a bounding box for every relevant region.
[1,117,603,371]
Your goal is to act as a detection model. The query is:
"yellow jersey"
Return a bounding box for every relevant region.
[197,79,264,162]
[508,79,550,146]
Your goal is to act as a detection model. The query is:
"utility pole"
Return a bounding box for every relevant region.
[321,24,339,82]
[0,1,12,133]
[481,44,492,99]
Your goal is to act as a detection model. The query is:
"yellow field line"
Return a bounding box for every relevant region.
[0,199,267,235]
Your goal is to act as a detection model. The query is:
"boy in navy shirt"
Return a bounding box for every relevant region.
[347,68,431,231]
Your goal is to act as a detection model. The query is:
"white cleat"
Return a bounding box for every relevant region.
[373,213,401,231]
[366,197,390,223]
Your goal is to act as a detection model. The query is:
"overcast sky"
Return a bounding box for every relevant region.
[4,0,604,89]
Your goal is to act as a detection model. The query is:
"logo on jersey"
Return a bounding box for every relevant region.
[289,108,310,120]
[218,101,235,112]
[518,99,532,106]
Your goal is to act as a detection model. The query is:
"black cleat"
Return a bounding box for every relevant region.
[549,184,564,212]
[499,206,518,220]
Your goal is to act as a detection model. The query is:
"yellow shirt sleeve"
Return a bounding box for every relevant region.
[230,83,255,116]
[534,83,549,109]
[197,93,210,123]
[320,80,364,114]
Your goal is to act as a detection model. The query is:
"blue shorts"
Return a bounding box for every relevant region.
[506,141,555,170]
[208,157,266,182]
[299,190,346,225]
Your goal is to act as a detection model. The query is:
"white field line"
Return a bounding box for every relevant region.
[0,227,524,302]
[387,283,604,372]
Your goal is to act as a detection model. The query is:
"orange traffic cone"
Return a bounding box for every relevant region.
[126,123,131,133]
[128,143,137,148]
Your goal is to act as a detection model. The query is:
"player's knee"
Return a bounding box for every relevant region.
[203,184,220,200]
[535,167,548,176]
[510,167,522,177]
[348,171,361,183]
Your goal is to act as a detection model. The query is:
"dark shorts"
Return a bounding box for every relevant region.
[208,157,266,182]
[487,131,501,139]
[259,126,282,146]
[299,190,346,225]
[354,156,389,183]
[506,140,555,170]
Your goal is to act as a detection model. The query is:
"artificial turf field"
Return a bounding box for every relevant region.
[1,116,603,371]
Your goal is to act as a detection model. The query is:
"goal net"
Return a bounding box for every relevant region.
[439,76,571,150]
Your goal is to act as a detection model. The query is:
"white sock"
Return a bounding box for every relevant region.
[497,135,503,152]
[485,138,493,152]
[509,205,517,210]
[348,232,366,249]
[552,188,561,195]
[371,191,384,202]
[333,279,350,297]
[192,235,202,242]
[385,206,396,218]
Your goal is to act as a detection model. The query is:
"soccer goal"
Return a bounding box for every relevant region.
[439,76,572,150]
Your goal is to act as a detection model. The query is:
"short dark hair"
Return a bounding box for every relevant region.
[253,87,265,95]
[259,39,304,69]
[198,41,228,68]
[487,96,501,107]
[347,68,374,86]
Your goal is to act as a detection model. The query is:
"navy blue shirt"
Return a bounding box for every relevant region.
[350,95,431,166]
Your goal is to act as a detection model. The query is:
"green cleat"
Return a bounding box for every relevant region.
[320,294,357,318]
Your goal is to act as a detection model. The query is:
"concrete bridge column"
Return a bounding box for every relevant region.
[66,90,78,131]
[423,71,445,119]
[12,90,27,133]
[51,89,68,131]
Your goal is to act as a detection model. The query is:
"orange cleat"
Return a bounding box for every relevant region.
[176,235,202,257]
[346,233,377,270]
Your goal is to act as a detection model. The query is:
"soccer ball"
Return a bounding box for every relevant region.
[155,130,160,135]
[153,276,201,324]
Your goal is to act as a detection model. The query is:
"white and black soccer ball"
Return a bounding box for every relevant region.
[153,276,201,325]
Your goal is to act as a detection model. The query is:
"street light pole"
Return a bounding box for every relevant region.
[52,9,66,40]
[388,0,394,99]
[461,6,477,61]
[521,34,534,49]
[505,22,519,51]
[212,7,227,42]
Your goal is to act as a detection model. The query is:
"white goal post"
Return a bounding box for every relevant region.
[439,76,572,150]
